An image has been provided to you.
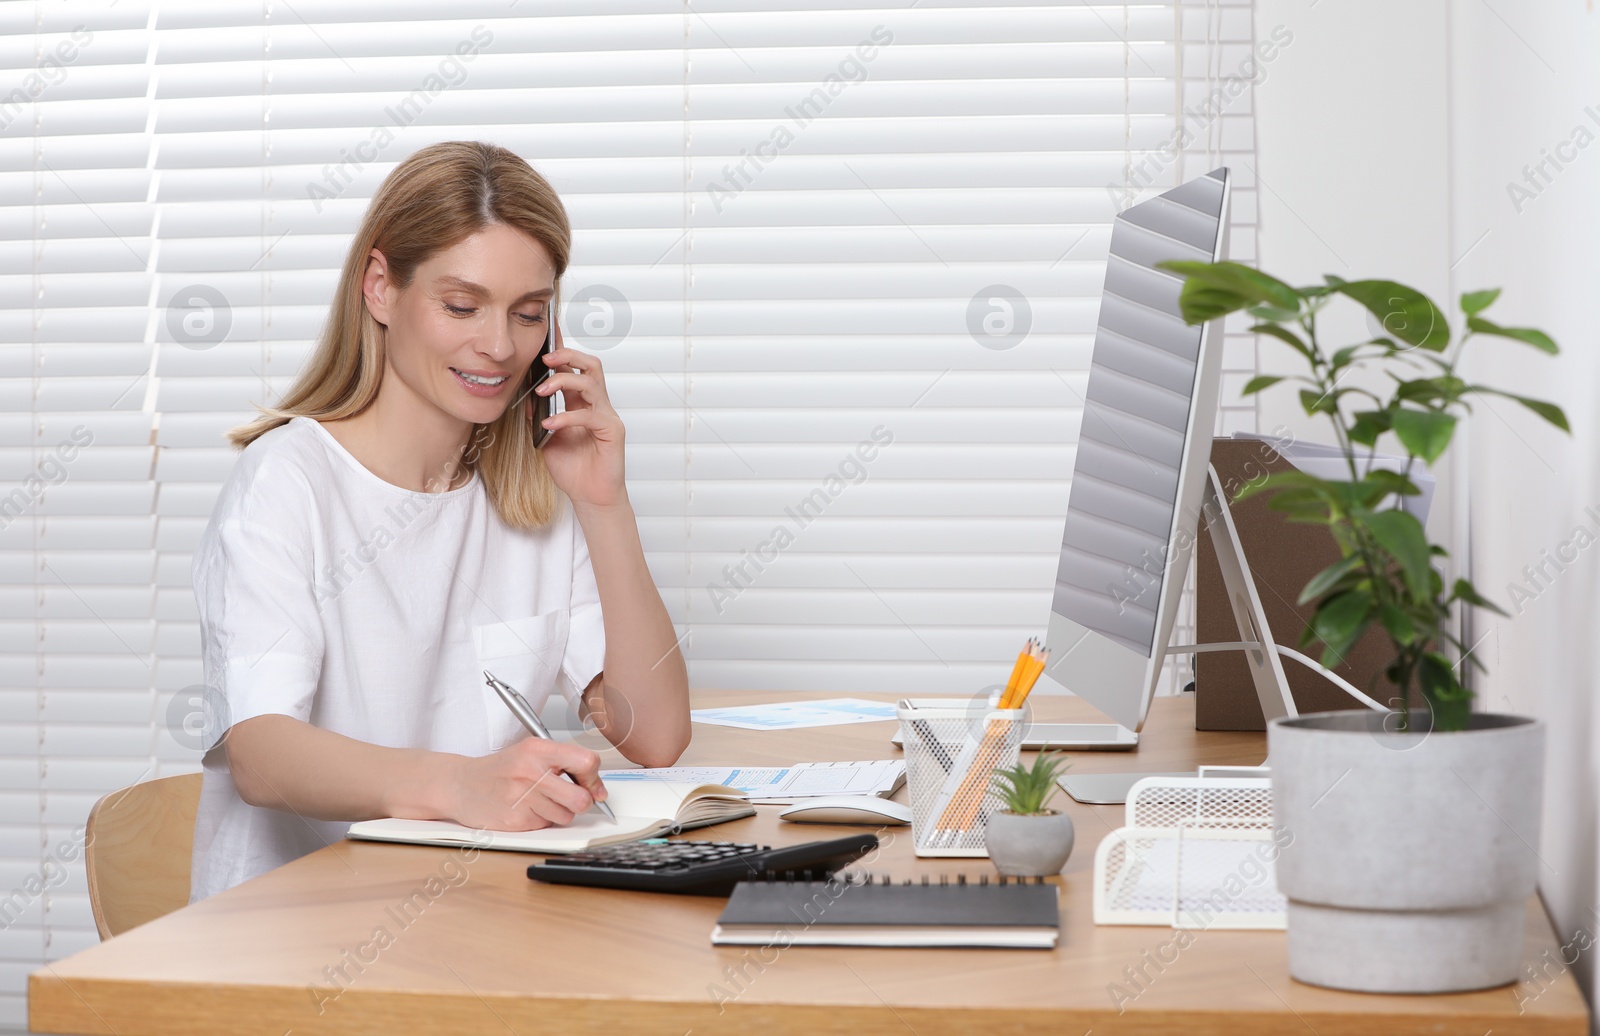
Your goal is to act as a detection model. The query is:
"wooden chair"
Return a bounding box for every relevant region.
[85,773,202,940]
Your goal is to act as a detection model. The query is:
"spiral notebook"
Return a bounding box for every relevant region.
[346,781,752,854]
[711,874,1059,948]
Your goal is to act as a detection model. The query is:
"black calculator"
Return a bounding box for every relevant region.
[527,833,879,896]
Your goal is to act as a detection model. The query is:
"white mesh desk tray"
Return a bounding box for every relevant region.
[1093,776,1287,929]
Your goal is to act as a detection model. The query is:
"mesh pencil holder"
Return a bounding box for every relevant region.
[896,700,1025,858]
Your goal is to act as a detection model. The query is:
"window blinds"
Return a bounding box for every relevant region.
[0,0,1259,1021]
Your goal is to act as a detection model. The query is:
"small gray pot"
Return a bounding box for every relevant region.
[1270,710,1544,994]
[984,810,1075,876]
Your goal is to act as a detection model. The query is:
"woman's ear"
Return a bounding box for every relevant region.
[362,248,393,327]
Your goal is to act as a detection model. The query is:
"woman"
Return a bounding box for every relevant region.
[188,141,690,902]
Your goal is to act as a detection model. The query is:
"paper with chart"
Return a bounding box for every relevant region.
[689,697,899,731]
[600,760,906,804]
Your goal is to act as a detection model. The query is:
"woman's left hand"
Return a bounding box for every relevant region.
[526,318,627,510]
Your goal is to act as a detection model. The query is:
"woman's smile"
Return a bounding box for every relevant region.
[449,366,511,396]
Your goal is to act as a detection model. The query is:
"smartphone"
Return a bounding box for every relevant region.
[526,318,563,448]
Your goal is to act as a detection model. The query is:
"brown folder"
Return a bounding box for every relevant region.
[1193,437,1395,730]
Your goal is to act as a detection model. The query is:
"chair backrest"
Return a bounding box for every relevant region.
[85,773,202,939]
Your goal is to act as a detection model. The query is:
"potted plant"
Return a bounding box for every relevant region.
[1159,260,1567,993]
[984,750,1075,876]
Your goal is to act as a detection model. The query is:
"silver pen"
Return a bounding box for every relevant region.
[483,669,617,822]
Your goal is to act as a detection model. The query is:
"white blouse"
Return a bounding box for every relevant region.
[188,415,605,902]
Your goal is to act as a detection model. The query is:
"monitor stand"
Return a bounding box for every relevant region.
[1058,464,1383,805]
[1059,770,1198,805]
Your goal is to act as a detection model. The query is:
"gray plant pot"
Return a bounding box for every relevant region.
[1269,710,1544,994]
[983,810,1075,876]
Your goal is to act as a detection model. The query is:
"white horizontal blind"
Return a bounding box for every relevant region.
[1162,0,1262,694]
[0,1,1258,1024]
[0,2,159,1028]
[671,0,1259,695]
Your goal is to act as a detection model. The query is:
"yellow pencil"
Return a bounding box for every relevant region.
[938,638,1051,841]
[1013,650,1048,706]
[999,641,1032,709]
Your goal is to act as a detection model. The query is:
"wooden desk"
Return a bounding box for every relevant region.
[30,691,1590,1035]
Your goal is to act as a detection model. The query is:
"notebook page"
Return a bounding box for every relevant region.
[345,781,749,852]
[345,812,669,853]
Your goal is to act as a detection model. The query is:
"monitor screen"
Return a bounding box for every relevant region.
[1050,170,1229,660]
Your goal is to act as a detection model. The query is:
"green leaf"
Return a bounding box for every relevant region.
[1165,260,1302,309]
[1364,469,1421,496]
[1364,509,1433,599]
[1395,376,1467,405]
[1250,323,1314,361]
[1514,396,1570,432]
[988,750,1070,813]
[1238,470,1327,494]
[1466,314,1558,355]
[1474,389,1571,433]
[1431,698,1471,732]
[1299,554,1364,605]
[1330,345,1363,369]
[1300,388,1338,416]
[1333,280,1451,351]
[1261,486,1326,510]
[1377,603,1417,645]
[1460,288,1501,316]
[1249,304,1302,323]
[1158,260,1302,324]
[1242,375,1285,396]
[1272,469,1327,487]
[1349,409,1392,447]
[1451,577,1510,618]
[1310,590,1374,668]
[1173,285,1253,324]
[1344,478,1394,511]
[1274,503,1338,526]
[1332,478,1390,511]
[1469,386,1570,433]
[1417,652,1472,732]
[1390,408,1457,464]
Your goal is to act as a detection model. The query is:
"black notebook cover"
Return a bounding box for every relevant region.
[717,878,1058,931]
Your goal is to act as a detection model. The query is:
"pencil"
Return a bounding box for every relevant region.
[935,637,1050,845]
[1014,651,1047,706]
[1002,640,1047,706]
[999,641,1032,709]
[981,642,1048,810]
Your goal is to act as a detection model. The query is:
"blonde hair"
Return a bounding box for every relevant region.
[228,140,570,528]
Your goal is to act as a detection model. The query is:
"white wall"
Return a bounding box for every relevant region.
[1252,0,1460,555]
[1252,0,1451,449]
[1257,0,1600,1022]
[1450,2,1600,1022]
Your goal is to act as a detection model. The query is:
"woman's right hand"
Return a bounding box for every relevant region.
[437,737,608,832]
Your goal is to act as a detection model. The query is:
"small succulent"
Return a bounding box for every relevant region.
[988,751,1071,816]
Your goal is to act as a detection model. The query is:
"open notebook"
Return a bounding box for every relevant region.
[346,781,753,854]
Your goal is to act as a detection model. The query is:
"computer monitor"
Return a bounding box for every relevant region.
[1042,168,1235,734]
